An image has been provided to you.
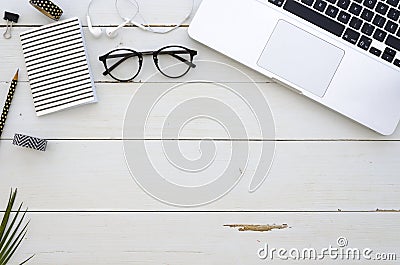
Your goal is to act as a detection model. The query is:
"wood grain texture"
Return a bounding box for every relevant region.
[0,27,267,83]
[1,0,201,25]
[0,82,399,140]
[0,141,399,211]
[0,0,399,264]
[10,213,400,265]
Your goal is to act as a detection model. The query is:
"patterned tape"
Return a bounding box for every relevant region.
[13,133,47,152]
[29,0,63,21]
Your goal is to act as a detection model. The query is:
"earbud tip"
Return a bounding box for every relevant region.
[92,33,102,39]
[90,29,103,38]
[106,29,118,39]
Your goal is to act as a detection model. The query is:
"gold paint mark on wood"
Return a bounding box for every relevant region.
[224,224,289,232]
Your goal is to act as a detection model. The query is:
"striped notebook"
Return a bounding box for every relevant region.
[20,17,97,116]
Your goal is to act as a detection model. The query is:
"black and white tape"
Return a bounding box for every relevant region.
[13,133,47,152]
[29,0,63,21]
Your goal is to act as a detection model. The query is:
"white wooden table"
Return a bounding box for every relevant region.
[1,0,399,264]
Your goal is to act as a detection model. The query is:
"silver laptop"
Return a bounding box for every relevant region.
[188,0,400,135]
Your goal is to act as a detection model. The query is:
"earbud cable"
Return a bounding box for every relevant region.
[115,0,195,34]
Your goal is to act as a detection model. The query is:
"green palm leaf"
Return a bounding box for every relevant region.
[0,189,34,265]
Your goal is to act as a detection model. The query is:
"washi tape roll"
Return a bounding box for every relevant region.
[29,0,63,21]
[13,133,47,152]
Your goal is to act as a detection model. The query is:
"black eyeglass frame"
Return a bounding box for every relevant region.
[99,45,198,82]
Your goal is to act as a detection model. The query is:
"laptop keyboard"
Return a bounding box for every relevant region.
[268,0,400,67]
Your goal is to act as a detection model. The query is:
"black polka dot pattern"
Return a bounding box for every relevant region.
[29,0,63,21]
[0,79,17,137]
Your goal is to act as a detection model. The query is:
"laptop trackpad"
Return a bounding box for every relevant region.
[257,20,344,97]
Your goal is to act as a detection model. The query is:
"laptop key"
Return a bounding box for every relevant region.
[343,28,360,44]
[387,8,400,21]
[385,34,400,51]
[283,0,345,36]
[393,58,400,67]
[338,11,351,23]
[382,53,394,62]
[369,46,382,56]
[385,20,398,34]
[372,14,386,28]
[314,0,328,11]
[350,17,363,29]
[358,35,372,50]
[337,0,351,9]
[373,28,387,41]
[386,0,399,7]
[361,23,375,35]
[326,0,337,3]
[384,47,396,56]
[349,2,362,15]
[361,9,374,22]
[269,0,285,6]
[302,0,315,6]
[375,2,389,15]
[326,5,339,17]
[363,0,377,9]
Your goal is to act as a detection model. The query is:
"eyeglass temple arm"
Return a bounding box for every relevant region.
[100,53,137,76]
[158,50,197,68]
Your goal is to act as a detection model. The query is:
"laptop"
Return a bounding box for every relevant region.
[188,0,400,135]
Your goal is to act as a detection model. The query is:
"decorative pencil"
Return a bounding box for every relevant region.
[0,69,19,138]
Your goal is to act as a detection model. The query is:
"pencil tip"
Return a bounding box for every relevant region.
[14,69,19,80]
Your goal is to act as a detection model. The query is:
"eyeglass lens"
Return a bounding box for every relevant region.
[104,49,141,82]
[156,46,193,78]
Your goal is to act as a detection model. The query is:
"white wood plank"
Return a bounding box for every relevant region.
[2,0,201,25]
[8,213,400,265]
[0,27,268,83]
[0,1,397,264]
[1,26,398,138]
[1,82,399,140]
[1,141,399,210]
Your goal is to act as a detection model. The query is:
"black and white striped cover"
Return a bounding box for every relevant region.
[20,17,97,116]
[13,133,47,152]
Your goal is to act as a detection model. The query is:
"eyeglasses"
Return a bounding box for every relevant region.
[99,45,198,82]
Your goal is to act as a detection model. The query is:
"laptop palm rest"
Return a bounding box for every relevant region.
[257,20,344,97]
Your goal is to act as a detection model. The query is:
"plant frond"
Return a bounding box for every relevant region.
[0,189,17,242]
[19,254,34,265]
[0,189,32,265]
[0,203,23,249]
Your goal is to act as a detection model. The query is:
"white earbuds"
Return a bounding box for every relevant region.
[105,18,131,39]
[87,0,194,38]
[87,0,139,39]
[115,0,195,34]
[87,15,102,38]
